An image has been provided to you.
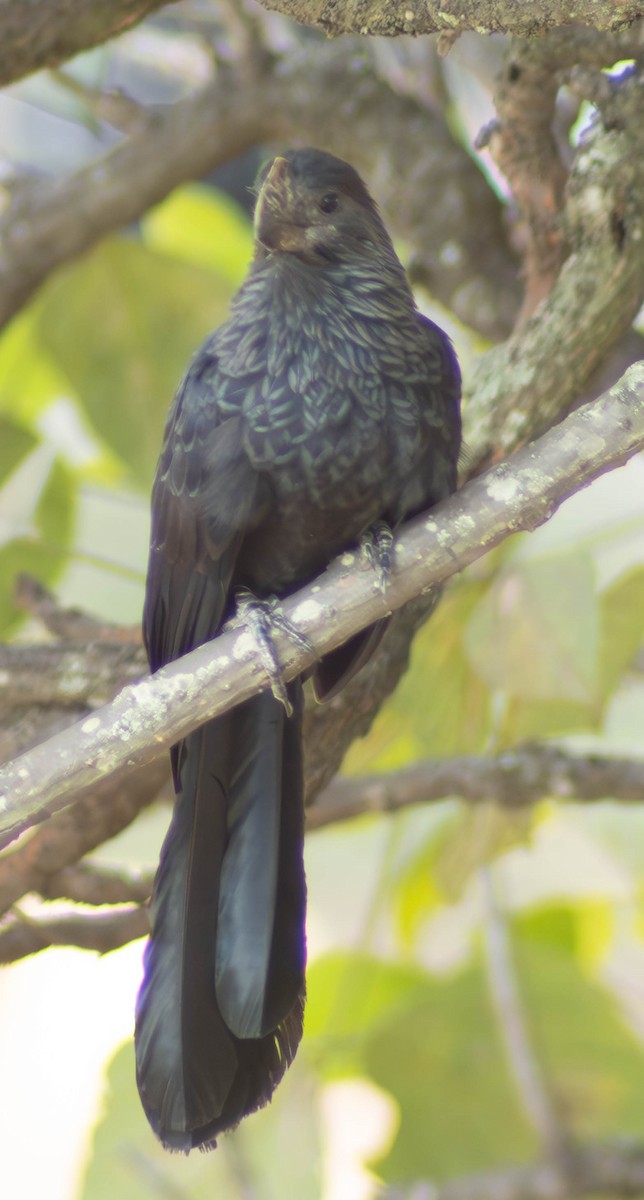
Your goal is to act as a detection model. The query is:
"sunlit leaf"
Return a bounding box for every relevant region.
[516,899,614,968]
[432,802,534,900]
[0,307,73,425]
[0,418,36,484]
[142,184,253,287]
[37,236,238,487]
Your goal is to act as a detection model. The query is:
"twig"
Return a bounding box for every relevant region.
[0,362,642,850]
[51,70,145,132]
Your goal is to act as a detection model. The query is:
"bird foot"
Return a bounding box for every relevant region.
[231,588,314,716]
[360,520,395,594]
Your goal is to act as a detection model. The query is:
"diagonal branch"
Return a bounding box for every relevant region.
[0,361,642,851]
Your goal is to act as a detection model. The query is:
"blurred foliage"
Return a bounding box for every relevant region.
[2,174,644,1200]
[81,1039,321,1200]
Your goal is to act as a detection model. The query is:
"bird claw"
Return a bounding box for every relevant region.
[360,520,395,594]
[231,588,314,715]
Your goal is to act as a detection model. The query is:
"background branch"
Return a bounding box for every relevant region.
[0,0,643,87]
[0,905,149,962]
[308,745,644,829]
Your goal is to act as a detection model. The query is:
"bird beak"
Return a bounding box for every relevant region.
[255,157,308,255]
[257,157,291,214]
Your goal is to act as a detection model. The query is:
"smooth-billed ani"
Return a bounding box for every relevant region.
[136,148,461,1151]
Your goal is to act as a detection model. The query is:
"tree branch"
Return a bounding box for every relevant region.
[0,756,168,916]
[0,362,642,850]
[0,0,169,88]
[0,905,149,961]
[39,861,153,905]
[257,0,644,39]
[468,60,644,463]
[308,745,644,829]
[478,25,644,325]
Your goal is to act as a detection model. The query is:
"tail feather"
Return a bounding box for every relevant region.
[216,684,306,1038]
[135,684,306,1150]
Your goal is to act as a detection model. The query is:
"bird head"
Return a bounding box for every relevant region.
[253,148,393,267]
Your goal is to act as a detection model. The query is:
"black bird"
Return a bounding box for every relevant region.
[136,148,461,1150]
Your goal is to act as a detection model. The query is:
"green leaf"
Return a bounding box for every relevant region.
[599,567,644,697]
[496,565,644,742]
[368,936,644,1186]
[0,307,73,426]
[514,938,644,1142]
[465,550,600,703]
[37,236,239,488]
[305,952,429,1076]
[393,808,464,946]
[433,802,534,902]
[343,578,492,774]
[142,184,253,288]
[366,960,535,1183]
[517,899,614,970]
[0,418,36,484]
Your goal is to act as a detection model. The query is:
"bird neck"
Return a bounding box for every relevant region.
[244,248,417,325]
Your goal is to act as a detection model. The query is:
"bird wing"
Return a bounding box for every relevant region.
[143,348,272,677]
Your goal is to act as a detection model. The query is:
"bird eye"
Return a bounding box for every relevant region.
[318,193,338,214]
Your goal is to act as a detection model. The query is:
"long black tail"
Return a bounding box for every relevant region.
[135,682,306,1150]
